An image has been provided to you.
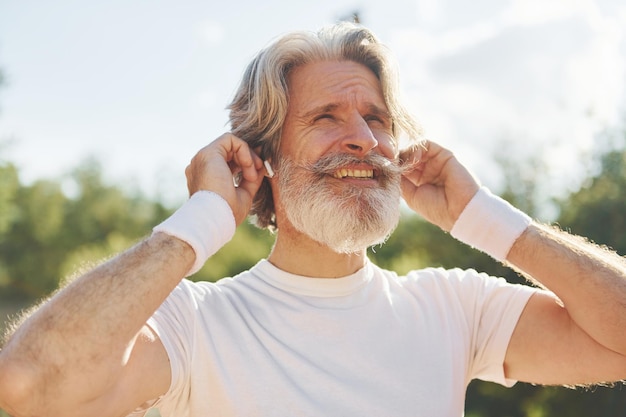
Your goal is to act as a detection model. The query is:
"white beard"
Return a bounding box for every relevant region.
[276,155,401,254]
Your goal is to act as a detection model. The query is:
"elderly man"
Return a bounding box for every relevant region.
[1,23,625,417]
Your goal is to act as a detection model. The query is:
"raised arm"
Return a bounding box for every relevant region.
[0,133,265,417]
[400,140,626,386]
[504,223,626,385]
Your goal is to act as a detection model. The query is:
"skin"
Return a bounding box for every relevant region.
[1,60,625,417]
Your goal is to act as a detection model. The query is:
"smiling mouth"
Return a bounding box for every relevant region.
[332,169,375,179]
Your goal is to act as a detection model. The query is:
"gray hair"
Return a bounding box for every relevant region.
[228,22,422,230]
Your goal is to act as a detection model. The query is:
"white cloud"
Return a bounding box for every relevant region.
[505,0,581,26]
[391,0,626,195]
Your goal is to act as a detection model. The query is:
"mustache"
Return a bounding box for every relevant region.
[284,153,408,180]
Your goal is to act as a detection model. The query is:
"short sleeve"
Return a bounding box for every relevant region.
[458,270,540,386]
[144,280,201,414]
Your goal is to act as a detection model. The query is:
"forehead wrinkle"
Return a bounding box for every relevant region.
[286,61,394,137]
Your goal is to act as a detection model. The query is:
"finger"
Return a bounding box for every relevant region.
[411,142,455,187]
[237,164,266,201]
[185,133,248,196]
[399,141,425,168]
[227,139,263,182]
[240,149,264,183]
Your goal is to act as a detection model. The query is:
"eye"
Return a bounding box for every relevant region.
[313,114,334,122]
[364,114,391,129]
[365,115,383,123]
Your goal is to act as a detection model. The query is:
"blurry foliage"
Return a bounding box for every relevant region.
[494,138,549,218]
[0,159,168,298]
[0,122,625,416]
[0,162,19,237]
[465,382,626,417]
[558,146,626,255]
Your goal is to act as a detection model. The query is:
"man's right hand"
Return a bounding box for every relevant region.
[185,133,266,225]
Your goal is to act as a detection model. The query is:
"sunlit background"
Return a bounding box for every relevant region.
[2,2,626,415]
[1,0,625,210]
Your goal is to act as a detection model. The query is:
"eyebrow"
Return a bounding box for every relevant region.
[364,103,392,120]
[301,102,391,120]
[301,103,340,120]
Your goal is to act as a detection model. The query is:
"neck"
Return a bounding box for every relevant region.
[268,224,367,278]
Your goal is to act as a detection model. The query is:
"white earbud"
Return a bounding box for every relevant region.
[263,160,275,178]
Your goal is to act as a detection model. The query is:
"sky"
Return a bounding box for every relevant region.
[1,0,625,209]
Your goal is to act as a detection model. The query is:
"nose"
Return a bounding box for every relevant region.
[340,116,379,156]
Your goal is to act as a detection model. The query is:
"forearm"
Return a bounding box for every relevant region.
[0,232,194,413]
[507,222,626,355]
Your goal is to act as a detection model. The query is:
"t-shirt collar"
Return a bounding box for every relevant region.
[250,258,374,297]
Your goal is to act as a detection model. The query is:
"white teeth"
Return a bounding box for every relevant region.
[333,169,374,179]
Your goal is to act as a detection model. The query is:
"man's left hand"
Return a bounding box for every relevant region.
[399,140,480,231]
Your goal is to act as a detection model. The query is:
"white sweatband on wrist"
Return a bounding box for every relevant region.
[152,191,236,276]
[450,187,532,262]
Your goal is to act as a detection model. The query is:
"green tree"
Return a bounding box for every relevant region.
[558,144,626,255]
[0,160,171,300]
[3,178,67,295]
[0,161,19,288]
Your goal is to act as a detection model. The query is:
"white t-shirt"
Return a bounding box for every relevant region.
[143,259,538,417]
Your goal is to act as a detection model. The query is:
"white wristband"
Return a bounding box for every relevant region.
[152,191,236,276]
[450,187,531,262]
